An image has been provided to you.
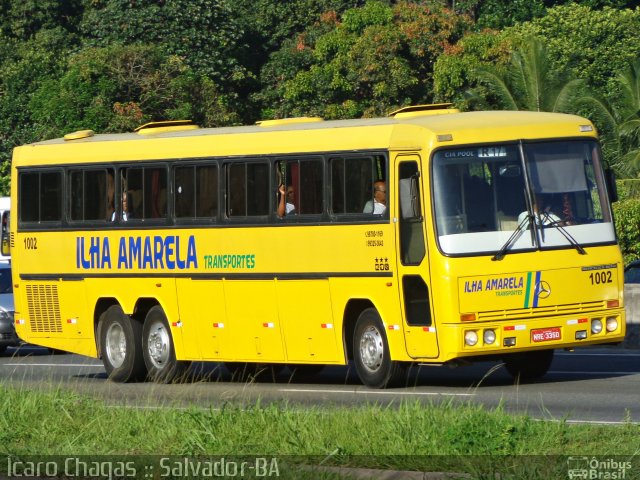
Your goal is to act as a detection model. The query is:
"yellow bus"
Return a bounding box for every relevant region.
[4,105,625,387]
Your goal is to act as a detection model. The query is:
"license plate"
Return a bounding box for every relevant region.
[531,327,561,343]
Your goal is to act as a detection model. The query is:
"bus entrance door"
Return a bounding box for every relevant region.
[395,157,439,359]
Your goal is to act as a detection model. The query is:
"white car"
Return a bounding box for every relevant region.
[0,261,18,354]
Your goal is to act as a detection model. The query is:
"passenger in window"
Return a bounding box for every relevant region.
[111,192,132,221]
[518,194,561,228]
[363,180,387,214]
[106,172,115,221]
[277,184,296,217]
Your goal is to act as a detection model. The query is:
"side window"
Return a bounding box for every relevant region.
[20,173,40,223]
[121,166,168,220]
[398,161,425,266]
[175,164,218,219]
[330,154,387,216]
[227,162,269,217]
[276,158,323,217]
[41,172,63,221]
[19,170,63,224]
[69,169,113,222]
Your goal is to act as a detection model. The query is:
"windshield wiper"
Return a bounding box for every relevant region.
[539,212,587,255]
[492,214,533,261]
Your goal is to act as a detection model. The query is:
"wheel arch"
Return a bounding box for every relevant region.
[94,298,118,358]
[342,298,375,362]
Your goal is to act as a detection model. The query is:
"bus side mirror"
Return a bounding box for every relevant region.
[1,235,9,257]
[605,168,618,203]
[0,210,8,257]
[399,175,423,221]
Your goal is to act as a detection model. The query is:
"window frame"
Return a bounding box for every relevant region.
[173,160,220,225]
[17,167,64,229]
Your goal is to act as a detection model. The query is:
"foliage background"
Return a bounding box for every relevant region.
[1,0,640,258]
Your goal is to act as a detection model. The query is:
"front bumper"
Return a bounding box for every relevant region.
[441,308,625,361]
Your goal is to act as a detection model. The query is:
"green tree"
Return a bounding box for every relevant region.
[465,37,584,113]
[28,44,241,138]
[433,29,512,105]
[583,58,640,175]
[435,4,640,104]
[514,4,640,89]
[0,0,83,40]
[616,59,640,173]
[80,0,249,87]
[234,0,363,52]
[0,27,76,195]
[258,0,472,119]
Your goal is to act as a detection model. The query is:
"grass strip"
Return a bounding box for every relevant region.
[0,384,638,478]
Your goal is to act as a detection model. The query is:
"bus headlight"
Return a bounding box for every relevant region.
[591,318,603,334]
[464,331,478,347]
[483,329,496,345]
[606,317,618,332]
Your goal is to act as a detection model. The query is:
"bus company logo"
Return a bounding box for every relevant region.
[76,235,198,270]
[567,456,632,479]
[463,275,525,297]
[536,280,552,299]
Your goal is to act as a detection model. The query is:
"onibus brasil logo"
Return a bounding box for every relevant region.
[567,457,632,479]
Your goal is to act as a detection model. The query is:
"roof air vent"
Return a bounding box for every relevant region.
[256,117,324,127]
[389,104,459,119]
[135,120,199,135]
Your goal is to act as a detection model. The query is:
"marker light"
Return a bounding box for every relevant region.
[464,331,478,347]
[504,337,516,347]
[606,317,618,332]
[591,318,603,334]
[483,329,496,345]
[575,330,588,340]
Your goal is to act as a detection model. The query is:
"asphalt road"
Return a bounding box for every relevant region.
[1,345,638,424]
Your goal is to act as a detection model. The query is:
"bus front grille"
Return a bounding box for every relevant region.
[26,284,62,333]
[477,300,606,321]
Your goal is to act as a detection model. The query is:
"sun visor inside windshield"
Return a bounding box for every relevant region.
[527,145,588,193]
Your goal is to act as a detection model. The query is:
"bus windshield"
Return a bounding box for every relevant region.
[432,140,614,255]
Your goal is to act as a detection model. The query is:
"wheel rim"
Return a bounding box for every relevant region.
[146,320,170,369]
[359,325,384,373]
[105,322,126,369]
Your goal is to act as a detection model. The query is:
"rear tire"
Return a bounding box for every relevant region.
[99,305,147,382]
[142,306,190,383]
[0,346,6,355]
[353,308,405,388]
[503,349,554,380]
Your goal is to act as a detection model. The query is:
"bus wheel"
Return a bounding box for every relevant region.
[143,306,190,383]
[99,305,147,382]
[503,349,554,381]
[353,308,404,388]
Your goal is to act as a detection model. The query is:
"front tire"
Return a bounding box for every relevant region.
[142,306,190,383]
[353,308,404,388]
[99,305,147,382]
[503,349,554,380]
